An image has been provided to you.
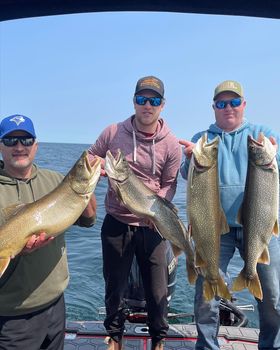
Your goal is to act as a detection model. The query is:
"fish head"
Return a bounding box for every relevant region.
[192,133,219,171]
[67,151,101,194]
[248,133,277,170]
[105,149,130,183]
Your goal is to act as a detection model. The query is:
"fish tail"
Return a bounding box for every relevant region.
[247,275,263,301]
[203,280,215,301]
[203,276,231,301]
[216,275,231,300]
[232,270,263,300]
[232,269,247,291]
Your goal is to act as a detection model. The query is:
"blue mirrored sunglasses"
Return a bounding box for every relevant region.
[1,136,35,147]
[135,95,162,107]
[215,97,242,109]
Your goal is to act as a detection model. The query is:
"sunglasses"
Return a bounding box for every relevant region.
[135,95,163,107]
[1,136,36,147]
[214,97,242,109]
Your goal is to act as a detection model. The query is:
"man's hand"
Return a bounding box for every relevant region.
[21,232,54,254]
[89,155,106,176]
[179,140,195,159]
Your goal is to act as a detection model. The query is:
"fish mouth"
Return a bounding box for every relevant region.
[88,154,101,173]
[106,149,122,167]
[248,133,276,168]
[248,133,264,147]
[105,149,128,183]
[192,134,219,170]
[82,151,101,176]
[114,149,123,166]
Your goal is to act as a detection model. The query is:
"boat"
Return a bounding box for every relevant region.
[64,320,259,349]
[64,243,257,349]
[0,2,276,349]
[64,295,258,349]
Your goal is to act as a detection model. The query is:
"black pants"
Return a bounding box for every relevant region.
[0,294,65,350]
[101,214,169,345]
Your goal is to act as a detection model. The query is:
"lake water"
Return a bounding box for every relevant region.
[35,142,259,328]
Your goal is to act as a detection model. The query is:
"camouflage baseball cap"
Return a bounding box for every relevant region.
[135,76,164,97]
[213,80,244,100]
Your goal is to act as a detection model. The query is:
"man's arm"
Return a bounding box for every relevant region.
[76,193,97,227]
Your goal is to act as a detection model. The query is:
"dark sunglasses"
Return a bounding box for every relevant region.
[214,97,242,109]
[1,136,36,147]
[135,95,163,107]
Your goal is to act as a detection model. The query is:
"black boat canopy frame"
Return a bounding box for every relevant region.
[0,0,280,22]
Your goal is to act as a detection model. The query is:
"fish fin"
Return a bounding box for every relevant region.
[232,269,263,301]
[203,276,231,301]
[273,220,279,236]
[171,243,182,258]
[258,247,270,265]
[159,197,178,214]
[0,257,11,277]
[203,280,215,301]
[247,275,263,300]
[1,203,26,222]
[195,251,207,268]
[216,275,231,300]
[220,210,230,235]
[186,258,198,285]
[232,270,247,292]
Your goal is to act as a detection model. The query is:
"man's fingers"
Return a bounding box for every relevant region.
[179,139,192,147]
[25,235,36,249]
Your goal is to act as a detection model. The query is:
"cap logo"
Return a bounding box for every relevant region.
[140,78,160,89]
[227,82,238,89]
[10,115,25,126]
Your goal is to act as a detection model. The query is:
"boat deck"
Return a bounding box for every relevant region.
[65,321,259,349]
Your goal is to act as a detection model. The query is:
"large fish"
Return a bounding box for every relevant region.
[105,149,197,285]
[232,133,279,300]
[187,133,231,301]
[0,151,101,277]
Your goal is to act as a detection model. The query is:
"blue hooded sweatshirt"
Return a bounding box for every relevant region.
[180,119,280,227]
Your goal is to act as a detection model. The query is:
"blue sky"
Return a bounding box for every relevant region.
[0,11,280,144]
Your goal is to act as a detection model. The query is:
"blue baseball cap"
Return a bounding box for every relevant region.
[0,115,36,138]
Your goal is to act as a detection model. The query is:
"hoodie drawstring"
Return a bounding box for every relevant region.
[29,181,36,201]
[15,179,37,202]
[133,129,156,175]
[16,180,21,201]
[152,139,156,175]
[231,131,238,152]
[133,129,137,164]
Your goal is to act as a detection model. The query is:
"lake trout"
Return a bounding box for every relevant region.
[105,149,197,285]
[0,151,101,277]
[232,133,279,300]
[187,133,231,301]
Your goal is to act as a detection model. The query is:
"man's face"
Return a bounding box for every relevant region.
[133,89,165,130]
[0,131,38,175]
[213,92,246,132]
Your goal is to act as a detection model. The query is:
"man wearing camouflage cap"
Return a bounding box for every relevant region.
[180,80,280,350]
[88,76,182,350]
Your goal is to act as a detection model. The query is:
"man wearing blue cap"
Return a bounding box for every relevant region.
[0,115,97,350]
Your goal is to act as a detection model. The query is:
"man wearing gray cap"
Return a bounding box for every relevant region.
[180,80,280,349]
[88,76,182,350]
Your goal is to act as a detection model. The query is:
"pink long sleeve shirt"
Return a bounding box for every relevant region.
[88,115,182,226]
